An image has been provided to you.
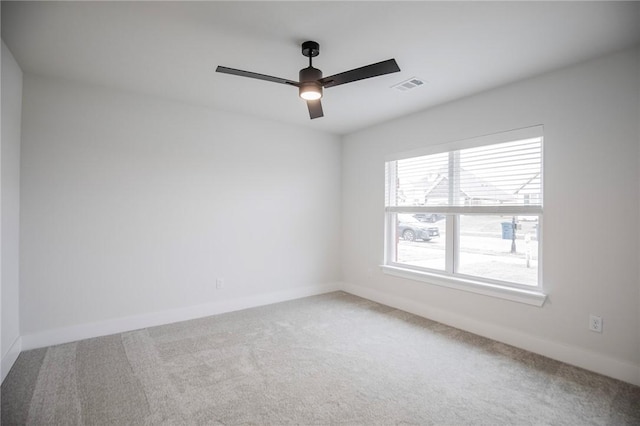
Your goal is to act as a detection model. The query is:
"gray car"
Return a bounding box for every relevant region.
[398,214,440,242]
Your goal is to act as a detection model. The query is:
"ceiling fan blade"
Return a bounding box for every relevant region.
[216,66,299,86]
[307,99,324,119]
[319,59,400,88]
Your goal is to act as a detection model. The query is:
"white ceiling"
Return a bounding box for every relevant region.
[3,1,640,135]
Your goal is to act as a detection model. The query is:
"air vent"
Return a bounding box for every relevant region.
[392,77,425,92]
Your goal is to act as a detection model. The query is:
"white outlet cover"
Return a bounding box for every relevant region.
[589,314,603,333]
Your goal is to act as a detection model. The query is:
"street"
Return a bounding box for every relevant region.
[396,216,538,286]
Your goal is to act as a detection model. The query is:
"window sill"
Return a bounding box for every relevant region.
[380,265,547,307]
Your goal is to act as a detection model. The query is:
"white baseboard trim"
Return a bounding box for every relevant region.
[1,336,22,384]
[21,282,342,352]
[342,282,640,387]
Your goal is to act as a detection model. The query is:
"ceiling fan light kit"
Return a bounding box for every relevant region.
[299,82,322,101]
[216,40,400,119]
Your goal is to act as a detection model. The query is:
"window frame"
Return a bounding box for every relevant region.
[382,126,546,307]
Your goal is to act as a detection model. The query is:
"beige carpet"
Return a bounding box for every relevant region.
[2,291,639,425]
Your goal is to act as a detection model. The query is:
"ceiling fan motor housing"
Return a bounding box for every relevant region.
[299,66,323,100]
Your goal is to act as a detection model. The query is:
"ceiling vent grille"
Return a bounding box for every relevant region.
[392,77,425,92]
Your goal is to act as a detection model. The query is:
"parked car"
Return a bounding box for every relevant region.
[398,214,440,242]
[413,213,445,223]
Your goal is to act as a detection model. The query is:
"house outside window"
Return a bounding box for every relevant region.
[383,126,545,306]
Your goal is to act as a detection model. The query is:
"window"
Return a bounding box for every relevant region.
[383,126,545,306]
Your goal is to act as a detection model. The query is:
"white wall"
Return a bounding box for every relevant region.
[19,75,342,344]
[342,47,640,385]
[1,40,23,380]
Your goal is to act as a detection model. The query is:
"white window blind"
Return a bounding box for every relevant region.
[386,137,542,213]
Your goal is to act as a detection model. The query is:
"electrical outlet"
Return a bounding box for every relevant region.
[589,314,603,333]
[216,278,224,289]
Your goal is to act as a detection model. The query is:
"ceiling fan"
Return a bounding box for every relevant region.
[216,41,401,119]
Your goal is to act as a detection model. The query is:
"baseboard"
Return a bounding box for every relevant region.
[1,336,22,384]
[21,282,342,351]
[342,282,640,387]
